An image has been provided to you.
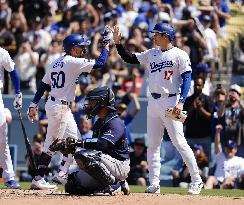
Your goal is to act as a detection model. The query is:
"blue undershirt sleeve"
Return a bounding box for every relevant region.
[33,81,51,104]
[179,71,192,103]
[9,68,20,94]
[93,48,109,69]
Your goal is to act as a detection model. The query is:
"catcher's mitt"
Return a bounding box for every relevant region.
[49,138,79,154]
[165,108,187,123]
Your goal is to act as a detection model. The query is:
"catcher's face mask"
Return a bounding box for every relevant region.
[84,99,103,119]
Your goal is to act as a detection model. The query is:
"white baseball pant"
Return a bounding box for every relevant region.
[0,91,15,181]
[147,95,202,186]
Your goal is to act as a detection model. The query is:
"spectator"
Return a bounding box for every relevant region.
[188,63,212,96]
[127,138,148,186]
[9,12,28,56]
[27,16,52,51]
[40,40,63,72]
[181,16,207,70]
[184,76,214,158]
[211,84,227,140]
[72,75,91,125]
[69,0,99,27]
[0,0,12,27]
[224,84,244,156]
[79,116,93,140]
[121,67,144,96]
[118,92,141,145]
[201,15,218,61]
[174,31,190,55]
[212,0,230,30]
[232,36,244,75]
[27,134,45,179]
[14,39,39,94]
[205,125,244,189]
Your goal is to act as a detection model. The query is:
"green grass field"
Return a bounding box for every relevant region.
[0,183,244,197]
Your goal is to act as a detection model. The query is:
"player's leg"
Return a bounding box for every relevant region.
[163,117,203,194]
[0,108,20,189]
[31,104,69,190]
[146,104,164,193]
[52,109,81,184]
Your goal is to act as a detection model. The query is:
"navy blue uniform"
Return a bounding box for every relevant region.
[92,112,129,161]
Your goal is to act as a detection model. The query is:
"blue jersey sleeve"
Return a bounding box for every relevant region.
[93,48,109,69]
[179,71,191,103]
[9,68,20,94]
[33,81,51,104]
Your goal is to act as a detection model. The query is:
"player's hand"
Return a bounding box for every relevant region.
[112,25,122,44]
[27,102,39,122]
[102,25,113,46]
[13,92,22,110]
[172,102,184,117]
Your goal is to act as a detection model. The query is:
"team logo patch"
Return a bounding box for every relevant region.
[150,61,173,73]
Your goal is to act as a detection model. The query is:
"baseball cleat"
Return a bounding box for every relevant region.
[52,172,67,185]
[120,180,130,195]
[145,184,160,194]
[188,182,204,195]
[31,178,58,190]
[93,186,115,196]
[4,180,21,189]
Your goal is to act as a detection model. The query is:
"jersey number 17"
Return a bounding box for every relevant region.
[164,70,173,80]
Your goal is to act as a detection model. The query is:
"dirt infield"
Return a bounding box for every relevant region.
[0,190,244,205]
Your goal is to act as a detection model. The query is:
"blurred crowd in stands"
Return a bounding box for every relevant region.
[0,0,244,189]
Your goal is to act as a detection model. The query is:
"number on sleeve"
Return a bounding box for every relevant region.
[164,70,173,80]
[51,71,65,88]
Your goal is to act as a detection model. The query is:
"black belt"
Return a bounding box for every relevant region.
[151,93,177,99]
[50,96,71,105]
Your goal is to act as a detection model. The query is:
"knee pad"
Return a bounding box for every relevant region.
[65,171,94,195]
[74,150,115,187]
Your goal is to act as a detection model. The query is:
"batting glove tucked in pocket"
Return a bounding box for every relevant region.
[165,108,187,123]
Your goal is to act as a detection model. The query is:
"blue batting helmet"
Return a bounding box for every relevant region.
[63,34,91,53]
[150,22,175,41]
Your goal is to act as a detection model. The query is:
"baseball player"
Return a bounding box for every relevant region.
[112,23,203,194]
[27,28,112,190]
[49,86,130,195]
[0,47,22,188]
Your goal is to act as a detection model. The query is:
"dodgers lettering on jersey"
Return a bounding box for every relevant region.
[0,48,15,89]
[135,47,191,95]
[42,55,95,102]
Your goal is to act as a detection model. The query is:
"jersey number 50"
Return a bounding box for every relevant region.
[51,71,65,88]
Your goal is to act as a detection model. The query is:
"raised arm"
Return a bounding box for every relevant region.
[113,25,140,64]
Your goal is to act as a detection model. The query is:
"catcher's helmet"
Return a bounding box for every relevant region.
[84,86,116,119]
[150,22,175,41]
[63,34,91,53]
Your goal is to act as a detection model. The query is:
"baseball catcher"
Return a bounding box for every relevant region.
[49,86,130,195]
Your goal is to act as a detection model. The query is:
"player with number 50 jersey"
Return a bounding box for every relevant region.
[27,30,112,190]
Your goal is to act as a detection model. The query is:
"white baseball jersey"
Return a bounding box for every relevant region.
[42,55,95,102]
[0,48,15,89]
[135,47,191,95]
[214,152,244,182]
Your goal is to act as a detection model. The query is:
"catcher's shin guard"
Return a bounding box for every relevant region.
[74,150,115,187]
